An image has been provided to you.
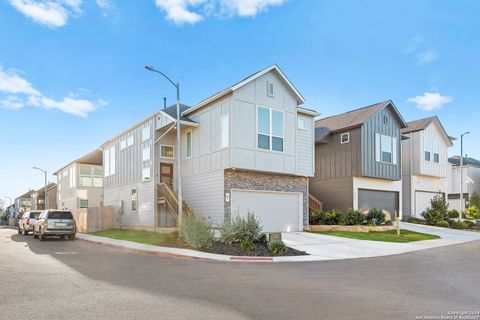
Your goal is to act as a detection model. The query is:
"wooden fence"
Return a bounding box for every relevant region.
[73,206,117,233]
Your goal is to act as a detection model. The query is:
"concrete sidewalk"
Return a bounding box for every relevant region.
[77,223,480,262]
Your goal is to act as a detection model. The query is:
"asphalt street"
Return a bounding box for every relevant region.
[1,227,479,320]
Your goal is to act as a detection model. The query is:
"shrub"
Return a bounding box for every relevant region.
[268,240,288,256]
[344,209,365,225]
[240,239,255,251]
[435,220,450,228]
[464,220,476,228]
[309,210,323,225]
[470,191,480,208]
[447,209,459,219]
[407,217,425,224]
[323,209,343,225]
[365,208,385,225]
[179,213,213,249]
[450,221,468,229]
[222,212,263,245]
[465,205,480,220]
[421,195,448,225]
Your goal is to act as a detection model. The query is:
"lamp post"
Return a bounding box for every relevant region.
[33,167,48,210]
[459,132,470,220]
[144,66,183,227]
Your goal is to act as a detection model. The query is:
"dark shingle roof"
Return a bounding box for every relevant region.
[54,149,102,175]
[162,104,196,123]
[402,117,436,134]
[449,156,480,167]
[314,100,406,142]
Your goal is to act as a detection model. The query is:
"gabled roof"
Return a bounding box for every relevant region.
[449,156,480,167]
[53,149,102,175]
[183,64,306,116]
[160,103,196,124]
[314,100,407,142]
[402,116,454,146]
[34,182,57,195]
[16,189,36,200]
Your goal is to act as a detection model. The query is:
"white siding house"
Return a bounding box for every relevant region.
[401,117,454,219]
[447,156,480,212]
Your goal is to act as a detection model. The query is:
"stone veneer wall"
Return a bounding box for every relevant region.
[224,169,309,229]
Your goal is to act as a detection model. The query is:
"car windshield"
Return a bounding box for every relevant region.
[48,211,73,219]
[30,212,41,219]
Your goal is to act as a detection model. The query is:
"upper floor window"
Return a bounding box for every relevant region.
[186,130,192,158]
[142,167,151,182]
[375,133,397,164]
[142,126,151,142]
[142,146,151,162]
[69,166,76,188]
[434,153,439,163]
[257,106,284,152]
[425,151,431,161]
[267,81,274,97]
[221,114,229,148]
[341,133,350,144]
[298,117,307,130]
[127,135,134,147]
[104,146,116,176]
[160,145,174,159]
[120,139,127,150]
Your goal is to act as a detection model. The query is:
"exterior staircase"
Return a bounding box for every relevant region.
[157,183,193,226]
[309,193,323,213]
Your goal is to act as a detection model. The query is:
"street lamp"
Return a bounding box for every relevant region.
[459,132,470,220]
[33,166,48,210]
[144,66,183,227]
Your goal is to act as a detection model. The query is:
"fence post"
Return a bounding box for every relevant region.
[395,210,400,236]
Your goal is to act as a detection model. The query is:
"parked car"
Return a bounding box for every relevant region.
[33,210,76,241]
[18,211,42,235]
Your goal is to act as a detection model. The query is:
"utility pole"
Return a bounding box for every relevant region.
[33,167,48,210]
[459,132,470,221]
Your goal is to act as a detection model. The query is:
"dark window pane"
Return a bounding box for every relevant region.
[257,107,270,134]
[272,137,283,151]
[48,211,73,219]
[382,151,392,163]
[434,153,439,163]
[425,151,431,161]
[258,134,270,150]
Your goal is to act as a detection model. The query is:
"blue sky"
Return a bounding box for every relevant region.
[0,0,479,203]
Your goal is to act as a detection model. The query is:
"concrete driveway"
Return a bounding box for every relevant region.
[282,222,480,260]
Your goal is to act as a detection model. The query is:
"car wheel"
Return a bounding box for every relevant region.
[39,229,45,241]
[23,227,28,235]
[68,234,75,241]
[33,229,38,239]
[18,228,22,234]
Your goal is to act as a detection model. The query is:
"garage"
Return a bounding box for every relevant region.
[358,189,399,220]
[414,191,443,218]
[230,189,303,233]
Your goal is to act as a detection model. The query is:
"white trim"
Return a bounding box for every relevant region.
[185,129,192,159]
[297,116,307,131]
[297,107,319,116]
[159,110,199,128]
[160,144,175,159]
[340,132,350,144]
[256,105,284,152]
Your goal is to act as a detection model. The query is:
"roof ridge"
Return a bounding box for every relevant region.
[315,100,390,124]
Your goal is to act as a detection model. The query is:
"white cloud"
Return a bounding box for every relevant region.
[0,68,40,96]
[9,0,82,28]
[0,65,102,117]
[418,50,438,64]
[154,0,286,25]
[407,92,452,111]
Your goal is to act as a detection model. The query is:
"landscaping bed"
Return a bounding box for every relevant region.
[204,240,306,257]
[311,230,440,243]
[309,225,396,233]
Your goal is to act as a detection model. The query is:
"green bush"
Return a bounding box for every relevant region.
[407,217,425,224]
[435,220,450,228]
[323,209,343,225]
[421,195,448,225]
[450,221,468,229]
[447,209,459,219]
[344,209,365,225]
[222,212,263,245]
[268,240,288,256]
[309,210,323,225]
[240,239,255,251]
[470,191,480,208]
[179,213,213,249]
[465,205,480,220]
[464,220,476,228]
[365,208,385,225]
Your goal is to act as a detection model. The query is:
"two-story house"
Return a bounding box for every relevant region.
[101,64,318,232]
[54,149,103,211]
[31,182,57,210]
[401,117,454,219]
[15,189,35,213]
[447,156,480,212]
[310,100,407,220]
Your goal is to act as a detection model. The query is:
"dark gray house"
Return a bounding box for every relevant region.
[310,100,408,220]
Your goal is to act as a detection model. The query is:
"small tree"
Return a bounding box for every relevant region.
[470,191,480,208]
[421,195,448,225]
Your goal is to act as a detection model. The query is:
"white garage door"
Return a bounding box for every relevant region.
[414,191,441,218]
[230,190,303,233]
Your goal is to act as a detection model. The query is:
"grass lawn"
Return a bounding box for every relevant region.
[90,229,189,248]
[311,230,440,243]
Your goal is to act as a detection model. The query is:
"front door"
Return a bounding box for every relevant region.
[160,163,174,188]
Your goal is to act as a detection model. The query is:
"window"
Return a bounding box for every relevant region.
[375,133,397,164]
[298,117,306,130]
[79,199,88,208]
[110,147,115,175]
[160,145,174,158]
[142,126,151,142]
[120,139,126,150]
[434,153,439,163]
[341,133,350,144]
[384,115,389,124]
[142,147,151,162]
[425,151,431,161]
[127,135,134,147]
[257,106,284,152]
[221,114,229,148]
[79,176,92,187]
[131,189,137,212]
[186,130,192,158]
[93,177,103,187]
[267,81,274,97]
[104,147,115,176]
[142,167,150,181]
[94,167,103,176]
[69,167,76,188]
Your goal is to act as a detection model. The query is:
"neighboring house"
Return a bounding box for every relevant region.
[46,183,58,210]
[31,182,57,210]
[401,117,454,219]
[15,189,35,213]
[53,149,103,211]
[447,156,480,212]
[102,64,318,232]
[310,100,407,220]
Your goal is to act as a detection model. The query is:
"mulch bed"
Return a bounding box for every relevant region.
[202,241,307,257]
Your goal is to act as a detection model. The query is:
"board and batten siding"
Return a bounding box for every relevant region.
[416,122,450,178]
[56,163,77,210]
[361,105,402,180]
[296,115,315,176]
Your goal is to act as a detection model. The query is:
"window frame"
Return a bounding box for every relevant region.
[142,167,151,182]
[160,145,174,159]
[267,81,274,97]
[425,151,431,162]
[256,105,284,152]
[142,125,151,142]
[434,153,440,163]
[340,132,350,144]
[131,189,138,212]
[375,133,397,165]
[221,114,229,148]
[79,199,88,208]
[297,116,307,130]
[142,146,151,162]
[185,130,192,158]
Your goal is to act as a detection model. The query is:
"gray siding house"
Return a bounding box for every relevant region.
[310,100,407,220]
[447,156,480,212]
[31,182,57,210]
[102,64,318,232]
[54,149,103,211]
[15,190,35,213]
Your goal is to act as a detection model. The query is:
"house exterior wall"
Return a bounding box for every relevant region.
[361,105,402,180]
[296,114,315,176]
[448,164,480,211]
[310,176,354,212]
[224,169,309,228]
